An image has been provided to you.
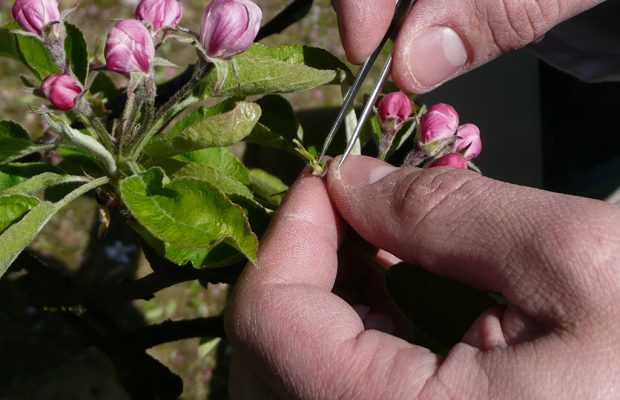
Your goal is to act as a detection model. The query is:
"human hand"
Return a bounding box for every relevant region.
[333,0,603,92]
[225,155,620,399]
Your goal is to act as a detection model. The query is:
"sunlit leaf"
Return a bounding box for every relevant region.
[194,44,339,98]
[144,101,261,160]
[120,168,258,264]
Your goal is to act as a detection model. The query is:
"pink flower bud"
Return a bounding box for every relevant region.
[40,73,82,111]
[420,103,459,144]
[200,0,262,59]
[428,152,468,169]
[455,123,482,160]
[135,0,183,32]
[105,19,155,74]
[377,91,412,124]
[12,0,60,35]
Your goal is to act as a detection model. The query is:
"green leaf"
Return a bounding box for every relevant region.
[249,169,288,208]
[0,173,87,196]
[0,194,40,233]
[246,95,301,152]
[169,163,253,199]
[90,72,119,100]
[120,168,258,264]
[55,147,105,176]
[135,222,245,269]
[0,162,65,191]
[144,101,261,160]
[11,23,59,79]
[0,120,31,140]
[0,121,55,164]
[385,263,496,353]
[64,23,88,84]
[0,139,55,165]
[0,176,109,277]
[173,147,250,186]
[0,26,20,61]
[194,44,338,98]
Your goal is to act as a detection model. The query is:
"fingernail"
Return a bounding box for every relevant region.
[406,27,467,89]
[337,156,398,186]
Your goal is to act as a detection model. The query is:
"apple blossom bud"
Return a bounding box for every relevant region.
[455,123,482,160]
[428,152,467,169]
[40,73,82,111]
[105,19,155,74]
[420,103,459,144]
[377,92,412,124]
[135,0,183,32]
[200,0,262,59]
[12,0,60,35]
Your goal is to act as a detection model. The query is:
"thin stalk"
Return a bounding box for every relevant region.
[142,76,157,135]
[127,61,210,160]
[119,75,145,156]
[57,176,111,208]
[77,108,115,154]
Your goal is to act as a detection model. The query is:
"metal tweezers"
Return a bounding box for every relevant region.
[319,0,417,169]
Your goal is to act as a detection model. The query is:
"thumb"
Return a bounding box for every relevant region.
[326,155,620,327]
[391,0,602,92]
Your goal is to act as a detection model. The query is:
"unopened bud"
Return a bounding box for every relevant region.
[420,103,459,144]
[200,0,262,59]
[12,0,60,35]
[428,152,467,169]
[377,91,412,124]
[105,19,155,74]
[455,123,482,160]
[40,73,82,111]
[136,0,183,32]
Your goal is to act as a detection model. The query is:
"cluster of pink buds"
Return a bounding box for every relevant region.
[40,73,82,111]
[12,0,60,36]
[200,0,262,60]
[102,0,261,75]
[375,91,413,160]
[404,103,482,170]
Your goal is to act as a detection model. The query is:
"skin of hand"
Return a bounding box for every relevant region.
[332,0,604,93]
[225,155,620,399]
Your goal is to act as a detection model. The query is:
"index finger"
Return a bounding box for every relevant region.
[333,0,396,64]
[225,171,445,399]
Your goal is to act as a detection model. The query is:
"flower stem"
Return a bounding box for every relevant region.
[78,103,116,154]
[56,176,111,209]
[119,74,145,157]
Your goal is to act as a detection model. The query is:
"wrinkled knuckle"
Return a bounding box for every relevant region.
[482,0,560,52]
[392,168,479,227]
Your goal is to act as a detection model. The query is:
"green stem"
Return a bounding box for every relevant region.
[56,176,110,209]
[127,61,210,161]
[78,108,115,154]
[119,75,145,156]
